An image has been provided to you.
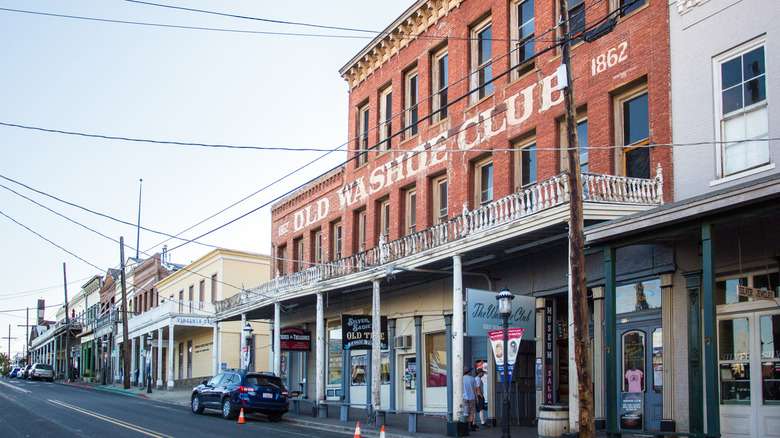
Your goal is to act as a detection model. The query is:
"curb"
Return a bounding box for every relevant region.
[282,417,414,438]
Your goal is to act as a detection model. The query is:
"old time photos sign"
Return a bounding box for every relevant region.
[341,314,388,350]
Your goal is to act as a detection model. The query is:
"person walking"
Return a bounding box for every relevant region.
[475,369,488,427]
[463,366,478,431]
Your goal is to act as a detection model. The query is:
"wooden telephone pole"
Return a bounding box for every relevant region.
[558,0,595,437]
[2,326,17,365]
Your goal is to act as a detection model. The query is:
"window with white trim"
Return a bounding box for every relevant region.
[432,174,448,225]
[560,115,589,173]
[357,103,369,166]
[514,136,537,190]
[312,229,322,264]
[379,86,393,151]
[714,37,769,178]
[432,48,449,123]
[331,220,342,260]
[471,18,493,102]
[405,187,417,235]
[614,85,650,178]
[378,198,391,242]
[511,0,535,78]
[475,157,494,206]
[405,68,419,138]
[294,236,304,272]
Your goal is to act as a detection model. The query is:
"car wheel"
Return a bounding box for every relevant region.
[268,413,282,422]
[221,398,236,420]
[191,395,204,414]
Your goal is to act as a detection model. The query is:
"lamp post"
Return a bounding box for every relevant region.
[146,333,153,394]
[242,323,254,371]
[496,286,514,438]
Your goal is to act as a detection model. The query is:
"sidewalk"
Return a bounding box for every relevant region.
[58,379,556,437]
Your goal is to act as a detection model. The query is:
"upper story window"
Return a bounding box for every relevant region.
[560,115,589,173]
[405,68,419,138]
[715,37,769,178]
[331,221,343,261]
[566,0,586,46]
[312,229,322,265]
[199,280,205,304]
[405,187,417,235]
[277,245,287,276]
[432,48,449,123]
[378,198,391,243]
[356,209,367,252]
[432,174,448,225]
[471,18,493,103]
[294,236,304,272]
[357,103,370,166]
[512,0,535,78]
[614,85,650,178]
[514,136,537,190]
[379,86,393,151]
[211,274,217,302]
[475,157,494,206]
[617,0,645,17]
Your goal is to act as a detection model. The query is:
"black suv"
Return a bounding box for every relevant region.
[191,370,289,422]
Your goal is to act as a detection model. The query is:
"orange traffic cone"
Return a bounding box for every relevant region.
[353,421,361,438]
[237,408,246,424]
[379,425,386,438]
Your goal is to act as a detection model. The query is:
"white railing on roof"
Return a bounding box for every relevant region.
[216,169,663,315]
[128,299,214,332]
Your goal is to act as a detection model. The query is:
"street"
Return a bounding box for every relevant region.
[0,378,340,438]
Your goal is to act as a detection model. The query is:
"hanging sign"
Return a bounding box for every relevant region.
[489,327,524,387]
[280,328,312,351]
[342,314,388,350]
[737,285,776,300]
[466,288,535,338]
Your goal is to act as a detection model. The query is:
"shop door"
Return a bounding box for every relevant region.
[718,309,780,438]
[401,355,417,411]
[618,322,663,431]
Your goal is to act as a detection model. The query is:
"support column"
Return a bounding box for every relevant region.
[54,337,58,377]
[701,224,720,437]
[274,302,281,377]
[241,314,247,370]
[685,271,703,435]
[414,315,423,413]
[388,318,396,411]
[131,337,137,386]
[452,254,464,421]
[168,323,175,390]
[660,273,675,432]
[604,246,617,436]
[316,292,326,417]
[212,324,218,376]
[592,286,606,429]
[302,322,309,398]
[444,314,453,423]
[157,328,163,388]
[371,279,381,413]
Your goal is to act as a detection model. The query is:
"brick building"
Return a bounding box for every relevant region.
[219,0,678,434]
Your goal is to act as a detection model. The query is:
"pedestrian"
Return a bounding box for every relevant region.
[475,369,488,427]
[462,366,478,431]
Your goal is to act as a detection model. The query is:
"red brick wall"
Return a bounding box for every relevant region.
[270,0,672,277]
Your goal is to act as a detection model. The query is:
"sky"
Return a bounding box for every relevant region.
[0,0,414,360]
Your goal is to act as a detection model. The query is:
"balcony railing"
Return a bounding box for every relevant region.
[216,169,663,314]
[127,299,214,333]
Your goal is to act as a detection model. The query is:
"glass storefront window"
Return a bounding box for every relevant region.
[719,318,750,405]
[721,363,751,404]
[328,325,342,386]
[351,354,367,386]
[381,352,390,385]
[426,332,447,387]
[716,278,748,305]
[652,328,662,393]
[622,330,645,393]
[616,279,661,314]
[761,314,780,404]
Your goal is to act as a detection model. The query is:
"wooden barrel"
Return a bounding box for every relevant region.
[538,404,570,438]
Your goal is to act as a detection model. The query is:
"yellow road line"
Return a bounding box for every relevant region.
[0,380,31,393]
[47,399,174,438]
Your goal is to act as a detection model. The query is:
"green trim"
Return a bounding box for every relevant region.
[684,270,703,434]
[605,246,618,435]
[701,223,721,436]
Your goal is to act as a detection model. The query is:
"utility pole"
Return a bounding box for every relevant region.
[64,263,71,381]
[558,1,594,437]
[17,309,33,365]
[120,236,131,389]
[136,179,143,259]
[2,326,17,366]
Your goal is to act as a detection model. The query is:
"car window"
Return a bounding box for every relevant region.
[246,374,285,388]
[225,373,240,385]
[207,374,225,386]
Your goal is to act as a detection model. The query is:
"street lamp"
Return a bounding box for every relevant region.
[242,323,254,371]
[496,286,514,438]
[146,333,153,394]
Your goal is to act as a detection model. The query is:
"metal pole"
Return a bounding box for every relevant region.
[136,179,142,259]
[502,313,510,438]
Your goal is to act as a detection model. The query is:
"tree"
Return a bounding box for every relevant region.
[0,352,10,376]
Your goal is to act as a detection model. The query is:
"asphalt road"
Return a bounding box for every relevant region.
[0,378,341,438]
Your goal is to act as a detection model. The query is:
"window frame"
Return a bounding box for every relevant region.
[405,187,417,235]
[475,156,494,206]
[355,208,367,253]
[432,174,448,225]
[511,0,536,78]
[560,113,589,173]
[378,198,391,243]
[331,220,343,261]
[294,236,304,272]
[470,17,494,103]
[404,67,419,139]
[713,36,770,179]
[513,135,538,191]
[277,244,287,276]
[312,229,323,265]
[357,103,370,166]
[614,85,650,178]
[379,86,393,151]
[432,47,449,123]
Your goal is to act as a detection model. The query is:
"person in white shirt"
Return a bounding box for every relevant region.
[474,369,487,426]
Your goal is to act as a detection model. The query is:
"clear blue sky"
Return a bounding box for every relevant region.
[0,0,413,359]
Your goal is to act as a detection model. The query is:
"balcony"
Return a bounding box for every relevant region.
[216,169,663,319]
[125,299,215,334]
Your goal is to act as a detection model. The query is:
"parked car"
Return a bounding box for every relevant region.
[191,370,289,422]
[9,367,20,378]
[28,363,54,382]
[19,365,32,379]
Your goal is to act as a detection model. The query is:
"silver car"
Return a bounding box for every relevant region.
[29,363,54,382]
